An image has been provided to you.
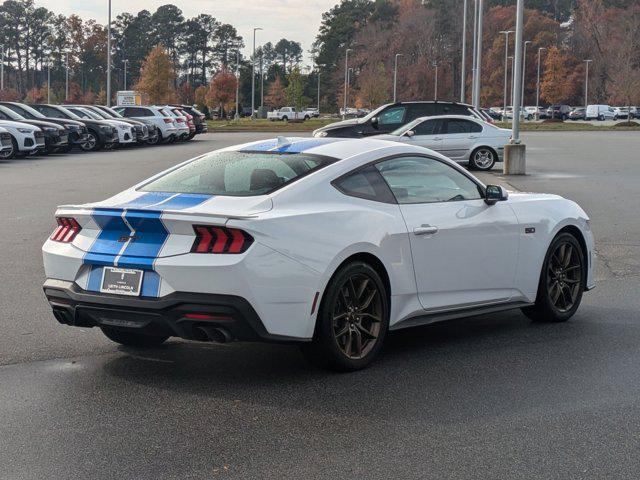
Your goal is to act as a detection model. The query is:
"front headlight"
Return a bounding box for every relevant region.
[117,124,128,130]
[44,127,58,133]
[17,128,33,133]
[315,130,328,137]
[100,125,112,131]
[64,124,80,130]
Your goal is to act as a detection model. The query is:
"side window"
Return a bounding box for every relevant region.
[413,119,443,135]
[378,106,406,125]
[42,106,63,118]
[375,156,483,204]
[333,165,395,203]
[407,104,436,121]
[444,119,480,134]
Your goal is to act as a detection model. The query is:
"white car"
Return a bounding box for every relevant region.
[586,104,616,121]
[158,106,190,140]
[267,107,307,121]
[42,137,595,371]
[114,105,179,143]
[0,126,14,158]
[66,106,135,146]
[371,115,510,171]
[0,119,44,157]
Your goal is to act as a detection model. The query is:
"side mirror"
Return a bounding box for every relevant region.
[404,130,415,138]
[485,185,509,205]
[370,116,379,128]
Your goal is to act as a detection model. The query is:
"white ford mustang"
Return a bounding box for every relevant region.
[42,137,595,371]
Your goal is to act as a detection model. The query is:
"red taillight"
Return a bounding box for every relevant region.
[51,217,81,243]
[191,226,253,254]
[176,118,185,123]
[163,118,173,124]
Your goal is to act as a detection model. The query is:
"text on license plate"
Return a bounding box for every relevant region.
[100,267,144,296]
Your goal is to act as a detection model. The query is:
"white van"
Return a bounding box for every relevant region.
[586,105,616,121]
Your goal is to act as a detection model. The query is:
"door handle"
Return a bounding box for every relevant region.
[468,135,478,139]
[433,137,442,141]
[413,225,439,236]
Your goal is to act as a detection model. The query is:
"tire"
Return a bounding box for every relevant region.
[304,115,310,121]
[300,261,389,371]
[100,326,169,348]
[521,232,586,323]
[0,137,16,159]
[469,147,496,171]
[282,115,288,122]
[80,130,102,151]
[146,133,160,145]
[598,115,604,121]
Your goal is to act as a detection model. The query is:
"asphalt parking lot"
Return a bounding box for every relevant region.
[2,132,640,479]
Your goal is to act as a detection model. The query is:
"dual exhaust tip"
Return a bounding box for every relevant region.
[193,325,233,343]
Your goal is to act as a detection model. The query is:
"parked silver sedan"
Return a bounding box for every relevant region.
[372,115,511,171]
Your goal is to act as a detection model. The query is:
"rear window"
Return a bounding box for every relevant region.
[140,151,336,196]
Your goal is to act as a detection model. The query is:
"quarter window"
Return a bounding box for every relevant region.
[375,156,483,204]
[333,166,395,203]
[444,119,482,134]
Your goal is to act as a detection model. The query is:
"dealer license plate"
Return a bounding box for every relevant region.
[100,267,143,296]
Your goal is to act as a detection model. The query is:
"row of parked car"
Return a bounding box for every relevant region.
[0,102,208,159]
[486,104,638,121]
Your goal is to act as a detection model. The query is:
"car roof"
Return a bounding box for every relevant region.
[223,136,425,161]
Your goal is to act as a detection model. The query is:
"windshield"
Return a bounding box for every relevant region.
[140,151,336,196]
[100,106,123,118]
[0,105,25,120]
[55,106,83,120]
[88,108,112,119]
[360,103,392,122]
[5,103,46,119]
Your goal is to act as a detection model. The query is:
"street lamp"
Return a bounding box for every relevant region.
[317,71,321,113]
[123,59,129,90]
[235,51,240,120]
[0,45,4,91]
[499,30,514,121]
[260,53,264,110]
[472,0,484,108]
[521,40,532,110]
[106,0,112,107]
[393,53,403,102]
[343,48,352,120]
[584,59,592,111]
[47,57,52,103]
[460,0,468,103]
[251,27,262,119]
[511,0,524,145]
[535,47,547,120]
[471,0,478,106]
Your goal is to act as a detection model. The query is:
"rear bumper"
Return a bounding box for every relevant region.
[43,279,305,344]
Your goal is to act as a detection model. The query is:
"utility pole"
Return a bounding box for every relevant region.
[393,53,403,102]
[260,53,264,110]
[0,45,4,91]
[521,40,532,110]
[535,47,546,120]
[584,59,592,111]
[317,72,321,113]
[472,0,484,109]
[461,0,468,103]
[106,0,112,107]
[47,59,51,103]
[123,59,128,90]
[471,0,478,106]
[65,52,69,101]
[235,51,240,120]
[433,61,439,101]
[499,30,513,121]
[251,27,262,119]
[343,48,352,120]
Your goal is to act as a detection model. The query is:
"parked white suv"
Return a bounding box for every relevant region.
[157,106,190,140]
[0,120,44,157]
[267,107,307,121]
[586,104,616,121]
[114,106,179,143]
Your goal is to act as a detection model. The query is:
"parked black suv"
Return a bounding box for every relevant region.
[313,101,487,138]
[546,104,572,120]
[0,101,89,152]
[30,104,118,151]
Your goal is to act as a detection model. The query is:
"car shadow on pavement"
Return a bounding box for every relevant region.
[100,308,610,425]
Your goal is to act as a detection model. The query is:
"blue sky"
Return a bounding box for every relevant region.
[39,0,338,64]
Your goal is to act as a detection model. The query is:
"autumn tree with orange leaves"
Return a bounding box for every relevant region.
[135,45,176,104]
[206,71,237,116]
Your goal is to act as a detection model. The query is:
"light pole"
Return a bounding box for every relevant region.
[584,59,592,111]
[106,0,112,107]
[535,47,546,120]
[47,58,51,103]
[65,51,69,101]
[123,59,129,90]
[235,50,240,120]
[433,61,439,101]
[0,45,4,91]
[499,30,513,121]
[343,48,352,120]
[260,53,264,109]
[461,0,468,103]
[317,72,321,113]
[251,27,262,119]
[471,0,478,106]
[472,0,484,108]
[511,0,524,144]
[521,40,532,110]
[508,56,514,111]
[393,53,403,102]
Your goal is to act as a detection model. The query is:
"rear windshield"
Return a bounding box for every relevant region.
[140,151,336,196]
